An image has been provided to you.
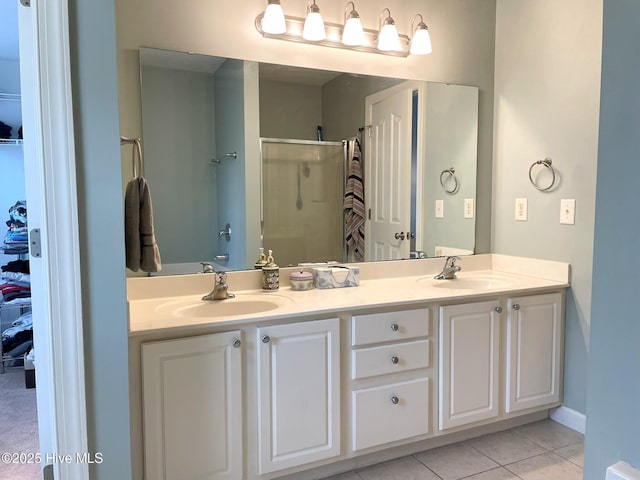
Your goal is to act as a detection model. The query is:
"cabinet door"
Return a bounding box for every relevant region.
[506,293,563,413]
[257,318,340,474]
[439,300,500,430]
[142,331,242,480]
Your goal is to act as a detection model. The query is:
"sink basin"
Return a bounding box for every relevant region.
[418,272,518,290]
[155,293,292,319]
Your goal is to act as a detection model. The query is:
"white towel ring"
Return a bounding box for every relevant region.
[440,167,459,194]
[529,158,557,191]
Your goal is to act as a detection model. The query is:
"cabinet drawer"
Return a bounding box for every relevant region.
[352,339,430,379]
[351,309,429,346]
[352,377,430,451]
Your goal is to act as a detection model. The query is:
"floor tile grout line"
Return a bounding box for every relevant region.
[411,454,445,479]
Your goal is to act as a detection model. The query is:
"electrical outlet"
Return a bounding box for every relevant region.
[515,198,528,221]
[560,199,576,225]
[464,198,474,219]
[435,200,444,218]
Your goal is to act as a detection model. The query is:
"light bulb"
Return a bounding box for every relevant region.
[303,2,326,41]
[410,26,432,55]
[261,0,286,35]
[378,23,402,51]
[342,3,363,46]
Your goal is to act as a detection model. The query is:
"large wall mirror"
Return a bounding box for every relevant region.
[138,47,478,274]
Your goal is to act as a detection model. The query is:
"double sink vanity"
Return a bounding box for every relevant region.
[127,254,569,480]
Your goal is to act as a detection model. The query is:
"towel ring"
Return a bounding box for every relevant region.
[529,158,556,191]
[440,167,459,194]
[211,151,238,164]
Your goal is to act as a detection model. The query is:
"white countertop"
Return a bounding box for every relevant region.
[127,254,570,336]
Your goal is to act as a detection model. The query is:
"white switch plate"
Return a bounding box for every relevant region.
[515,198,528,221]
[464,198,474,219]
[560,199,576,225]
[435,200,444,218]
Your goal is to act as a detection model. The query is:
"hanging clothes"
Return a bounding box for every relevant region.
[124,177,162,272]
[343,139,365,260]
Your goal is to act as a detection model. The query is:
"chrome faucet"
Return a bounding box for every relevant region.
[434,256,461,280]
[202,271,235,300]
[200,262,215,274]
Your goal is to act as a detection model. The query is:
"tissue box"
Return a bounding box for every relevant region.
[312,266,360,289]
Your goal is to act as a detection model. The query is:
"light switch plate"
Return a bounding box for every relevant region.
[435,200,444,218]
[515,198,528,221]
[560,199,576,225]
[464,198,474,219]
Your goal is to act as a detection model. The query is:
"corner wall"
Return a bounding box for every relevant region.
[584,0,640,478]
[492,0,603,414]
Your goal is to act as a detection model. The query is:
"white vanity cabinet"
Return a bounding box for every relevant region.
[439,300,501,430]
[505,292,563,413]
[350,309,431,452]
[256,318,341,474]
[141,331,243,480]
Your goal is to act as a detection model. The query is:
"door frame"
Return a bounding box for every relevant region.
[19,0,88,478]
[364,80,426,260]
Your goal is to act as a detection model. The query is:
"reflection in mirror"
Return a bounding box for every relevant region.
[138,48,478,274]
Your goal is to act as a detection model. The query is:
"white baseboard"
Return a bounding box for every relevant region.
[550,405,586,434]
[606,462,640,480]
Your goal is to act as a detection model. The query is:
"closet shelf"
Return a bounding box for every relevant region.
[0,139,23,146]
[0,93,21,102]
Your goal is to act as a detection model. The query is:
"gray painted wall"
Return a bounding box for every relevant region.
[423,83,478,255]
[259,79,322,141]
[141,66,218,265]
[584,0,640,477]
[492,0,602,414]
[68,0,132,477]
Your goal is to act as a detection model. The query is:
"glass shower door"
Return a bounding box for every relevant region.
[261,138,344,267]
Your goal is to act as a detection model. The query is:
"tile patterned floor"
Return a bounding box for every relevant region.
[324,419,584,480]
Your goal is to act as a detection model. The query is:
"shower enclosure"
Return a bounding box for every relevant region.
[261,138,345,267]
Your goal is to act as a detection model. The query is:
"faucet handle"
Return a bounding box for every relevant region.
[215,271,227,284]
[200,262,215,273]
[445,255,460,267]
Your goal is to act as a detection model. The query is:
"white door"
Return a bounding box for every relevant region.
[364,82,416,261]
[257,318,341,474]
[142,331,243,480]
[505,293,563,413]
[439,300,501,430]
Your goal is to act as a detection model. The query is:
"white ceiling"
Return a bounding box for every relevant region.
[0,0,19,60]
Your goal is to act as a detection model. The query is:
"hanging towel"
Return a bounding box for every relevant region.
[124,177,162,272]
[343,139,365,260]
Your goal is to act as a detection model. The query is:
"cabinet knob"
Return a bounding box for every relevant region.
[390,396,399,405]
[390,323,399,332]
[513,304,521,311]
[494,306,503,313]
[261,335,270,343]
[391,355,399,364]
[232,338,241,348]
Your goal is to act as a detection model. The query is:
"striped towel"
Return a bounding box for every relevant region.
[343,139,365,260]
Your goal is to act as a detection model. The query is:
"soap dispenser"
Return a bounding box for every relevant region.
[262,250,280,290]
[254,247,268,269]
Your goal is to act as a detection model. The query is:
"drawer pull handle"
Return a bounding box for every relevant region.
[391,355,399,364]
[513,304,521,311]
[390,323,399,332]
[261,335,270,343]
[390,396,399,405]
[232,338,241,348]
[494,306,503,314]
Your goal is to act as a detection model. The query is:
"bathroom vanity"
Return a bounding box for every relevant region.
[127,254,569,480]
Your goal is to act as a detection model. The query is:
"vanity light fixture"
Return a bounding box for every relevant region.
[255,2,431,58]
[302,0,326,41]
[261,0,287,35]
[377,9,402,52]
[342,2,364,46]
[409,14,432,55]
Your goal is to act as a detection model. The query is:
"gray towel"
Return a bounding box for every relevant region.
[124,177,162,272]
